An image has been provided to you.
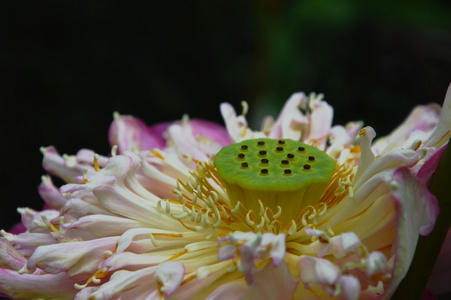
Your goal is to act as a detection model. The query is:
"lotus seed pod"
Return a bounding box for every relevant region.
[214,138,336,225]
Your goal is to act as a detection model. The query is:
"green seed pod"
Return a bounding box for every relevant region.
[214,138,336,225]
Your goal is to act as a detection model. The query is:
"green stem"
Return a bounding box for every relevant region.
[392,142,451,299]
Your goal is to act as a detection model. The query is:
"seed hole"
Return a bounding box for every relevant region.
[298,147,305,151]
[241,145,248,150]
[276,147,284,151]
[261,169,269,174]
[238,153,245,159]
[303,164,311,170]
[241,162,248,168]
[284,169,292,174]
[309,156,315,161]
[261,159,269,164]
[281,160,289,165]
[287,153,294,159]
[278,140,285,144]
[258,141,265,146]
[259,150,267,155]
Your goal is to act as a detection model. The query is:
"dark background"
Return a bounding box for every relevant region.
[1,1,450,231]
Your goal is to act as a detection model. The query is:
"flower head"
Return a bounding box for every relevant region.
[0,88,450,299]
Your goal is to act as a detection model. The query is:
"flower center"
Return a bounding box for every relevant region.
[214,138,336,225]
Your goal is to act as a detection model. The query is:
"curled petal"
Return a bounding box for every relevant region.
[217,232,286,285]
[220,103,265,142]
[41,146,89,183]
[154,261,185,297]
[338,275,361,300]
[326,233,361,259]
[38,175,67,210]
[417,144,447,183]
[299,256,341,287]
[220,103,249,142]
[268,92,308,140]
[366,251,388,276]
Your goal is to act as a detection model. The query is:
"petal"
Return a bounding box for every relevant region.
[306,99,334,150]
[268,92,308,140]
[366,252,388,276]
[38,175,67,209]
[241,262,298,300]
[386,167,439,296]
[108,113,170,152]
[424,83,451,148]
[417,144,447,184]
[7,223,26,235]
[165,123,210,161]
[220,103,265,142]
[61,214,150,240]
[90,267,156,300]
[217,244,235,261]
[0,268,77,300]
[322,232,362,259]
[220,102,248,142]
[0,238,27,271]
[354,127,376,183]
[372,104,441,155]
[338,275,361,300]
[191,119,231,147]
[154,261,184,297]
[299,256,341,287]
[206,280,248,300]
[27,237,118,279]
[41,146,89,183]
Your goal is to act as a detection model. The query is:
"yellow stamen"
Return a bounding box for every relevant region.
[93,154,101,171]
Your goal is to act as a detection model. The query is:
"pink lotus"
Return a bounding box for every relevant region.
[0,87,449,299]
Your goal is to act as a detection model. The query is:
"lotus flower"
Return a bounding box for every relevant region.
[0,88,450,299]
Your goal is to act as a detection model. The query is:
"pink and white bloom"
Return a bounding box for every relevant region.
[0,87,450,299]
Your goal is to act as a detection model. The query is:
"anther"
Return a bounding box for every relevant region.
[303,164,311,170]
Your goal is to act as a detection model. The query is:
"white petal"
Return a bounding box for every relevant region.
[155,261,185,297]
[241,262,298,300]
